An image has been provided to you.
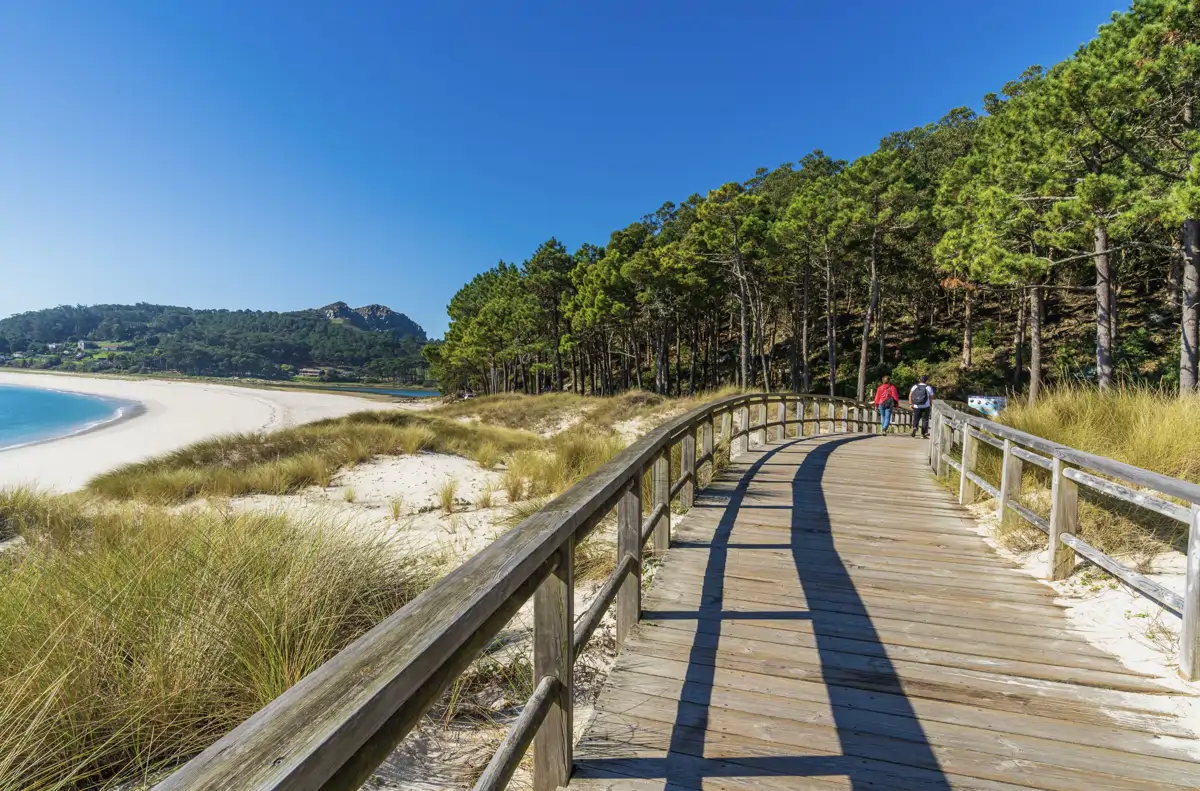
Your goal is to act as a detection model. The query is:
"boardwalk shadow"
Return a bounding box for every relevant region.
[575,435,952,790]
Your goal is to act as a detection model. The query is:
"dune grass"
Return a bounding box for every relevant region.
[961,385,1199,567]
[88,412,539,503]
[0,490,444,791]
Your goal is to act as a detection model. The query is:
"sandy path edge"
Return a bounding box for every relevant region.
[0,372,393,492]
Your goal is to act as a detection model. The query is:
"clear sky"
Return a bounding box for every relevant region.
[1,1,1115,338]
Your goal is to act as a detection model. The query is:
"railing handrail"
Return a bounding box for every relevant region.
[928,401,1200,682]
[153,391,900,791]
[933,402,1200,504]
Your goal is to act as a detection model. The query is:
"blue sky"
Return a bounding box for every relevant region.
[1,1,1114,338]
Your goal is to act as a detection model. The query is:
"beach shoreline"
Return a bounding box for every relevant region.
[0,372,394,492]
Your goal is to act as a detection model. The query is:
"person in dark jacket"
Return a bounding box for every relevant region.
[909,375,934,439]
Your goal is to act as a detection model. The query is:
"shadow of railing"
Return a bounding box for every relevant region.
[575,435,952,789]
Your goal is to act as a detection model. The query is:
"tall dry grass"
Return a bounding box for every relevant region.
[962,385,1199,567]
[0,490,444,791]
[88,412,539,503]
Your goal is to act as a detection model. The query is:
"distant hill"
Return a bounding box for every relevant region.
[0,302,430,382]
[317,301,426,340]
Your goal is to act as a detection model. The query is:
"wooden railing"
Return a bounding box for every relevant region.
[152,391,906,791]
[929,401,1200,681]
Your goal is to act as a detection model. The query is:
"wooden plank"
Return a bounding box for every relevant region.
[642,585,1107,647]
[1065,466,1190,524]
[631,618,1166,692]
[1059,533,1184,616]
[587,686,1199,791]
[610,653,1200,752]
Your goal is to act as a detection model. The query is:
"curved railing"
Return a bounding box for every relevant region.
[929,402,1200,681]
[151,391,905,791]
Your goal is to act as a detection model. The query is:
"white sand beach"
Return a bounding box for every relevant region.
[0,372,393,491]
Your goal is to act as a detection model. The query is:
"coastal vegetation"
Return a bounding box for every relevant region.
[0,493,444,791]
[87,391,693,504]
[0,302,427,382]
[960,385,1197,566]
[430,0,1200,405]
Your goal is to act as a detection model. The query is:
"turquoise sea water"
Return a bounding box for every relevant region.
[0,385,132,451]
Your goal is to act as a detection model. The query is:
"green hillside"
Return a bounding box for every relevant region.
[0,303,428,382]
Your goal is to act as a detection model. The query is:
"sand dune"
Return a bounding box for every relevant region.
[0,372,392,491]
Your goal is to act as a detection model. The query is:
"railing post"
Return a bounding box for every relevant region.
[776,397,787,442]
[958,428,979,505]
[938,417,953,477]
[1048,457,1079,581]
[753,397,767,447]
[652,450,670,554]
[997,439,1023,525]
[841,403,848,433]
[827,400,835,434]
[796,399,806,437]
[701,414,714,486]
[721,409,733,454]
[533,540,573,791]
[617,475,643,642]
[735,403,749,455]
[1181,505,1200,681]
[680,428,696,509]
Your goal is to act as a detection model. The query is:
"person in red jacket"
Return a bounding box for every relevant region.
[873,375,901,433]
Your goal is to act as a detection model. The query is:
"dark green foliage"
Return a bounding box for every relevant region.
[0,303,427,380]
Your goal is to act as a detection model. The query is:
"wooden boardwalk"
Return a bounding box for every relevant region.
[571,433,1200,790]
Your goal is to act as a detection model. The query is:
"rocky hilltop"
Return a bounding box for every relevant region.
[320,301,426,341]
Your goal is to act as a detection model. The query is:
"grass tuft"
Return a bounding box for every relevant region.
[0,490,444,791]
[438,479,459,515]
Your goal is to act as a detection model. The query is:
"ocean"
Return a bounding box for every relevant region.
[0,384,133,451]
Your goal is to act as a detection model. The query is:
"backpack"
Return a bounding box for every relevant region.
[881,391,896,409]
[911,383,930,407]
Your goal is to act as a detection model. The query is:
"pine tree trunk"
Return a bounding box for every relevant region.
[1029,286,1043,406]
[961,287,972,369]
[552,310,564,391]
[856,231,880,401]
[802,258,811,392]
[738,280,750,391]
[1181,218,1200,394]
[789,286,801,392]
[689,319,698,396]
[1012,291,1025,389]
[1095,225,1115,390]
[825,247,837,397]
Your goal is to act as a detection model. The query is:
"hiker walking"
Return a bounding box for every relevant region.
[873,375,901,433]
[909,375,934,439]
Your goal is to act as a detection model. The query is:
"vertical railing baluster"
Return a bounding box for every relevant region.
[702,413,714,486]
[721,409,733,456]
[1048,457,1079,581]
[533,540,573,791]
[997,439,1023,525]
[776,397,787,442]
[616,476,643,642]
[737,403,750,455]
[652,450,670,553]
[797,399,806,437]
[680,428,696,509]
[1180,505,1200,681]
[958,428,978,505]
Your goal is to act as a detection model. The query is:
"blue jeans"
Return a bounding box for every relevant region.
[879,407,893,431]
